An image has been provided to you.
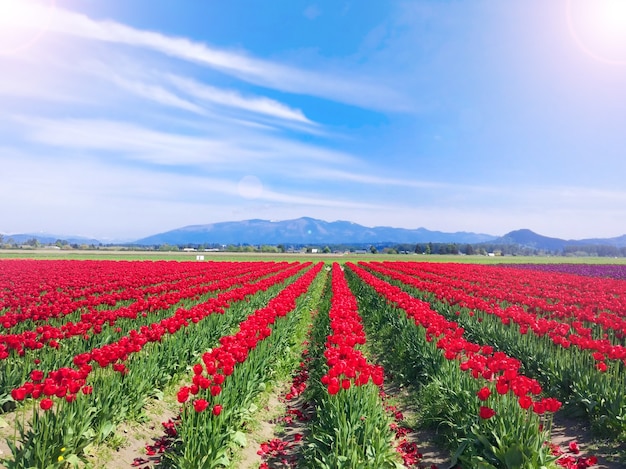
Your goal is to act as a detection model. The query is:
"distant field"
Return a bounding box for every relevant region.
[1,249,626,264]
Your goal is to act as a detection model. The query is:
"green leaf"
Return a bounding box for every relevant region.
[450,439,469,465]
[232,431,247,448]
[98,421,116,440]
[472,457,499,469]
[64,454,81,467]
[211,453,229,468]
[504,444,524,468]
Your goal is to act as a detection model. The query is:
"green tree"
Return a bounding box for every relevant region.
[26,238,40,248]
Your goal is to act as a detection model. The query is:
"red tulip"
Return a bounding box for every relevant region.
[479,406,496,419]
[518,395,533,409]
[476,387,491,401]
[40,398,54,411]
[193,399,208,413]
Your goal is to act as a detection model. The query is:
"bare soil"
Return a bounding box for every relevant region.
[550,414,626,469]
[82,397,178,469]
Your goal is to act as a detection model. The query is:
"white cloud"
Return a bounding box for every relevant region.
[13,115,355,167]
[73,58,316,125]
[166,75,314,124]
[300,166,459,190]
[105,71,206,115]
[21,3,408,111]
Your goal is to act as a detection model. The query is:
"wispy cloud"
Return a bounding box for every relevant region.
[77,59,316,125]
[25,3,408,111]
[17,117,264,166]
[301,166,456,189]
[11,115,356,167]
[107,72,206,115]
[166,75,314,124]
[256,187,386,210]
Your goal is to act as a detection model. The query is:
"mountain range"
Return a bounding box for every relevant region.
[133,217,498,246]
[0,233,102,245]
[3,218,626,251]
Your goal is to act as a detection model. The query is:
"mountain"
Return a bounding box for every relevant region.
[0,233,102,245]
[492,229,626,251]
[133,217,498,246]
[492,229,568,251]
[578,234,626,248]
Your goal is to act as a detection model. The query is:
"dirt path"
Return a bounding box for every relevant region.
[237,390,287,469]
[81,397,178,469]
[550,414,626,469]
[0,412,16,465]
[382,383,451,468]
[238,379,314,469]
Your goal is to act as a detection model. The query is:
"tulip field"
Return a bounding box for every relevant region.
[1,258,624,468]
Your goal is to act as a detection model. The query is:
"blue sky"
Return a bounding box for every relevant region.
[1,0,626,241]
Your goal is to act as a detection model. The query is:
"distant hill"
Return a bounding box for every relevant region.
[493,229,568,251]
[133,217,498,246]
[0,233,101,245]
[579,234,626,248]
[492,229,626,251]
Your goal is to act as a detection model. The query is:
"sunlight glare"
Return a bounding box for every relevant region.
[0,0,54,54]
[567,0,626,64]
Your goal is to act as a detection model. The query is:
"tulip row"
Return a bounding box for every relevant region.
[363,261,626,439]
[321,263,385,393]
[347,262,561,468]
[1,261,314,468]
[10,262,308,406]
[1,261,297,408]
[302,263,401,468]
[0,260,244,324]
[164,262,324,468]
[376,261,626,341]
[365,261,626,366]
[0,261,287,359]
[255,265,425,468]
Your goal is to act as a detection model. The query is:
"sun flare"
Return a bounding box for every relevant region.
[0,0,55,54]
[567,0,626,64]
